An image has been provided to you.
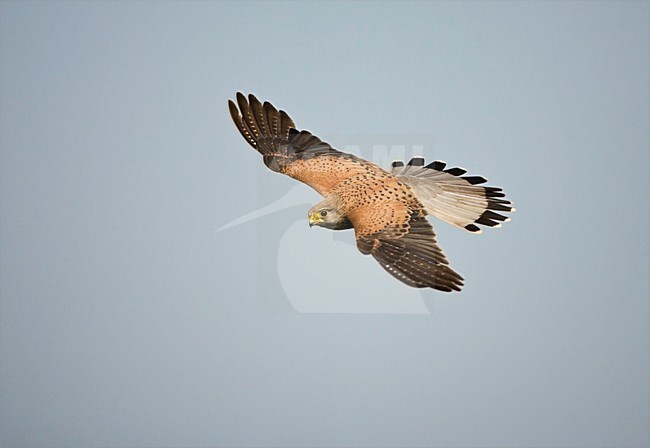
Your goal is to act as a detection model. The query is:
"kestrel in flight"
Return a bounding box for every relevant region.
[228,93,514,292]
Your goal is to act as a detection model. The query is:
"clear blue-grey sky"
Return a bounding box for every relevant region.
[1,1,648,447]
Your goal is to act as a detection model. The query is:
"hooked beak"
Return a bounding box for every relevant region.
[308,212,319,228]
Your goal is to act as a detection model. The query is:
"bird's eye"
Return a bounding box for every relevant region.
[320,210,328,217]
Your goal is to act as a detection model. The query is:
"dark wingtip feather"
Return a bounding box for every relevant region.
[235,93,258,138]
[279,110,295,137]
[444,167,467,176]
[248,94,269,135]
[485,189,506,199]
[227,99,238,116]
[407,157,425,167]
[487,202,513,212]
[263,101,279,135]
[426,160,447,171]
[475,210,510,227]
[483,210,509,222]
[392,160,405,168]
[462,176,487,185]
[228,98,257,148]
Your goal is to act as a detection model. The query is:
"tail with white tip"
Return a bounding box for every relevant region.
[390,157,515,233]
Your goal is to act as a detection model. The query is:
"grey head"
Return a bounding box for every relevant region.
[308,197,353,230]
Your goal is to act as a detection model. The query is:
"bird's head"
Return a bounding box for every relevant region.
[308,202,348,230]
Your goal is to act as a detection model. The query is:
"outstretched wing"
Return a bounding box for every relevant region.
[350,202,464,292]
[391,157,514,233]
[228,92,362,196]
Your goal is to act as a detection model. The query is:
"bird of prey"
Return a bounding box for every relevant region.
[228,93,514,292]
